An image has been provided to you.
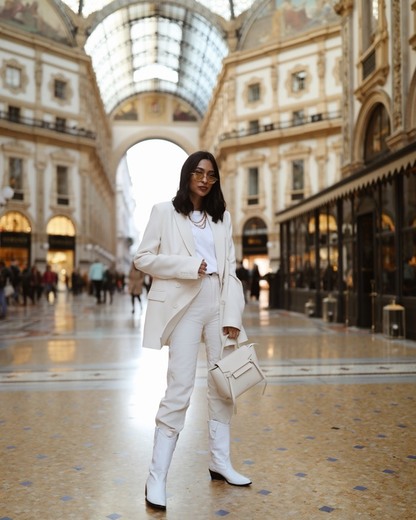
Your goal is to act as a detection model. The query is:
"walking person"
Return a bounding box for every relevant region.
[0,260,13,319]
[88,258,105,304]
[103,263,117,304]
[42,264,58,302]
[236,260,250,302]
[134,150,251,511]
[21,264,34,306]
[30,265,43,302]
[127,261,144,313]
[250,263,261,301]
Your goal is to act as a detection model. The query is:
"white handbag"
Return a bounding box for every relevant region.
[210,340,267,407]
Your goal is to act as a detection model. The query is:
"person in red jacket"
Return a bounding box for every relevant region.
[42,264,58,302]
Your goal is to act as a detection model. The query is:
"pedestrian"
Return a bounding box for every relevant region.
[128,261,144,313]
[0,260,13,318]
[103,263,117,304]
[134,150,250,511]
[250,263,261,301]
[30,265,43,302]
[236,260,250,302]
[21,264,34,305]
[9,259,21,304]
[88,258,105,304]
[42,264,58,302]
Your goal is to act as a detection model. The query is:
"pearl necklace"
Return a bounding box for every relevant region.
[189,211,207,229]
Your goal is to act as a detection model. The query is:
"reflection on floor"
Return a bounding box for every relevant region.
[0,290,415,519]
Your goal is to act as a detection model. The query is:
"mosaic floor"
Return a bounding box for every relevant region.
[0,290,415,519]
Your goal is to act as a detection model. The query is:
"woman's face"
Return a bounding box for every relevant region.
[188,159,217,208]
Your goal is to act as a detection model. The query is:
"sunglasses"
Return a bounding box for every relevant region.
[191,169,218,184]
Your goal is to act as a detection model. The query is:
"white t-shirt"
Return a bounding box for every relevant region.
[189,211,218,274]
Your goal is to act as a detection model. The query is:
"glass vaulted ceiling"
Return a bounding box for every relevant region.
[61,1,257,115]
[62,1,256,20]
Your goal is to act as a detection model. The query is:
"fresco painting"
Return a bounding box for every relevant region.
[275,0,339,37]
[0,0,71,44]
[173,102,197,122]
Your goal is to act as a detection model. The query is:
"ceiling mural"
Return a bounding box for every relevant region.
[275,0,338,37]
[0,0,73,45]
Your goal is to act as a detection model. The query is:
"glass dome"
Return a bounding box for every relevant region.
[60,1,258,115]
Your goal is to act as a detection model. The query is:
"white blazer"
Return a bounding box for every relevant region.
[134,201,247,349]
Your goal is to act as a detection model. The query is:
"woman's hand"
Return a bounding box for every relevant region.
[198,259,207,277]
[223,326,240,340]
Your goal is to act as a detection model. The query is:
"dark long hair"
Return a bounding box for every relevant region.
[172,150,226,223]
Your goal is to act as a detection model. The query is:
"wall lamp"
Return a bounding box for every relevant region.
[0,186,14,207]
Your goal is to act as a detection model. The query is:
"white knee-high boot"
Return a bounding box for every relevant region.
[208,420,252,486]
[145,427,178,510]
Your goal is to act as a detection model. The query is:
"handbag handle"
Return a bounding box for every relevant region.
[219,333,240,359]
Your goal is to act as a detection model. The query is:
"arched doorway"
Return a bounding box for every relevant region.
[242,217,269,277]
[46,216,76,291]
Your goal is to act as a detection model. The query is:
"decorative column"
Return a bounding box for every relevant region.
[387,0,408,149]
[334,0,354,176]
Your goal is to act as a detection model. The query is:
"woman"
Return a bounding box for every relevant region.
[127,261,144,313]
[134,150,251,510]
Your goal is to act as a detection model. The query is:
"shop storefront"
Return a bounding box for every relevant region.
[275,143,416,340]
[0,211,31,267]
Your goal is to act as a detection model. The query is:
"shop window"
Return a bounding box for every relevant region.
[289,215,312,289]
[56,166,69,206]
[311,211,338,291]
[342,198,355,289]
[9,157,24,200]
[403,173,416,295]
[364,104,390,163]
[247,167,259,205]
[378,182,396,295]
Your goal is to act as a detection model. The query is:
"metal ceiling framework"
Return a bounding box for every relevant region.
[60,1,258,116]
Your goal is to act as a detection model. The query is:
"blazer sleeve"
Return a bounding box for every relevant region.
[222,211,245,330]
[134,203,201,280]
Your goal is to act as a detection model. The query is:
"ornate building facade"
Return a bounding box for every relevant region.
[275,1,416,338]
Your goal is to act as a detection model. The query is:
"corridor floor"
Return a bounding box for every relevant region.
[0,290,415,519]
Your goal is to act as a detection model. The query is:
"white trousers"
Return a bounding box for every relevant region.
[156,274,234,435]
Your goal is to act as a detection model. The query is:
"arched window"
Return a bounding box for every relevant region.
[46,216,75,236]
[243,217,267,235]
[364,104,390,163]
[0,211,31,232]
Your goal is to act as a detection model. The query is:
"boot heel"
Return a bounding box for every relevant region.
[209,469,226,481]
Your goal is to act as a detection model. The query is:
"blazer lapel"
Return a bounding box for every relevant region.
[209,216,226,277]
[173,211,195,256]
